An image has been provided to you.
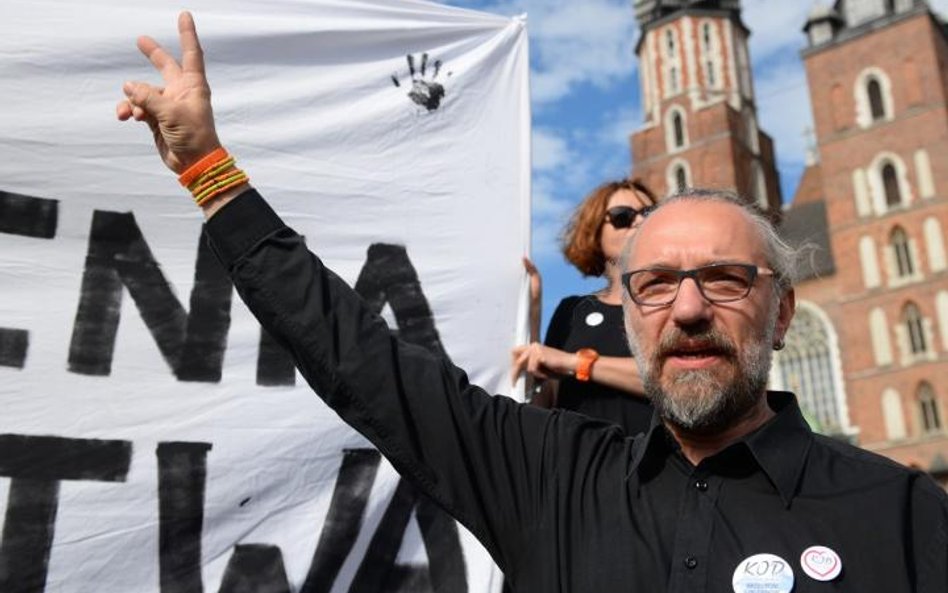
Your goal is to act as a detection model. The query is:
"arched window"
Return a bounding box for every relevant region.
[777,307,845,433]
[890,226,914,278]
[665,29,676,56]
[665,107,689,152]
[918,382,942,434]
[855,68,893,127]
[673,112,685,148]
[675,166,688,191]
[868,78,885,121]
[670,66,680,93]
[700,22,718,88]
[903,303,927,355]
[667,159,691,195]
[882,163,901,207]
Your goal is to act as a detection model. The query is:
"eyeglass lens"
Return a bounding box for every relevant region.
[626,264,758,305]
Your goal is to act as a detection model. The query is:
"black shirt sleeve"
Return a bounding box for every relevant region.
[203,189,596,572]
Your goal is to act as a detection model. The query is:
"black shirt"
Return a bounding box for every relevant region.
[207,190,948,593]
[545,295,652,435]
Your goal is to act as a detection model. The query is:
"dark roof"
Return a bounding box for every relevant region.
[778,199,836,282]
[792,163,824,206]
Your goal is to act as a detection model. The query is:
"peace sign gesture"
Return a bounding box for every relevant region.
[116,12,221,174]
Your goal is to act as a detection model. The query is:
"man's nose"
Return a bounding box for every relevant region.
[670,277,713,325]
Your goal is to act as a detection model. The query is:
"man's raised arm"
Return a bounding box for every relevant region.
[115,12,603,574]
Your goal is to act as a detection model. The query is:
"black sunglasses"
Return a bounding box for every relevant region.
[605,205,655,229]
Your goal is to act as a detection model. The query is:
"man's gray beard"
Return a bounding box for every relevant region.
[629,320,776,435]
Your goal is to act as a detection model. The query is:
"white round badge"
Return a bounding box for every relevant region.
[585,312,604,327]
[732,553,794,593]
[800,545,842,582]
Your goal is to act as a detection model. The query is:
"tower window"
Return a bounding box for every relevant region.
[918,383,942,434]
[665,29,676,56]
[868,78,885,121]
[882,163,901,207]
[675,166,687,191]
[890,227,914,277]
[673,112,685,148]
[706,60,715,86]
[903,303,927,355]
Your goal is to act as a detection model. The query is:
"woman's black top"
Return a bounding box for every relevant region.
[544,295,652,436]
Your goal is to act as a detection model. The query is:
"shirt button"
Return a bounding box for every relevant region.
[684,556,698,569]
[694,480,708,491]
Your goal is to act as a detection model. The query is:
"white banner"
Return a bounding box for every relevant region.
[0,1,530,591]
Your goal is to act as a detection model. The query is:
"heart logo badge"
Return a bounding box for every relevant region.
[800,545,842,581]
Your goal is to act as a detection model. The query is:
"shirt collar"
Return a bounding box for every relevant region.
[742,391,814,507]
[628,391,813,506]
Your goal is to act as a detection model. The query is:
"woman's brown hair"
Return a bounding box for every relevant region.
[561,178,657,277]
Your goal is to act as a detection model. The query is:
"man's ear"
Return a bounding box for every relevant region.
[774,288,795,346]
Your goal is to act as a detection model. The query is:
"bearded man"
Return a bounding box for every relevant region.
[118,13,947,592]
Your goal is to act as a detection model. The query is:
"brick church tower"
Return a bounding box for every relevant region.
[778,0,948,483]
[630,0,781,213]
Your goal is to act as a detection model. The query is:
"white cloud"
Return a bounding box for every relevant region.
[596,104,639,149]
[447,0,638,104]
[532,127,571,171]
[742,1,811,63]
[754,56,814,173]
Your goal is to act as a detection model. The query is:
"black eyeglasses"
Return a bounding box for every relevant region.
[605,205,655,229]
[622,263,776,306]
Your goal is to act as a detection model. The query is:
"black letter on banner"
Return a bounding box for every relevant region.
[349,480,467,593]
[256,328,295,387]
[254,241,457,387]
[300,449,383,593]
[353,244,467,592]
[157,441,212,593]
[0,434,132,593]
[67,212,233,381]
[218,544,291,593]
[0,190,59,369]
[354,244,451,362]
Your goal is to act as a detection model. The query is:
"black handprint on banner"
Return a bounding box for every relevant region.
[391,53,447,111]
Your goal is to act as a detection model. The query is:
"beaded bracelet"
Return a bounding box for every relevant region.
[178,148,249,207]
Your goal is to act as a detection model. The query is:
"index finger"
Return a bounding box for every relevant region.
[138,35,182,82]
[178,11,206,76]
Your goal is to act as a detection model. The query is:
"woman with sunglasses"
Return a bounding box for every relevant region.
[512,178,656,435]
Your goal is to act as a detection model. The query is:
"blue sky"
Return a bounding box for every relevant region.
[442,0,948,334]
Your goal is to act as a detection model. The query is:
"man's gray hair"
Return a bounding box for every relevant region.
[623,188,801,294]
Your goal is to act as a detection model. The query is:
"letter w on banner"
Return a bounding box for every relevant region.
[0,0,530,591]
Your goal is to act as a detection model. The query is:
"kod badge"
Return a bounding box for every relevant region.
[800,545,842,581]
[732,553,794,593]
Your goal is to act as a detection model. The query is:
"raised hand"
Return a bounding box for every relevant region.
[116,12,221,173]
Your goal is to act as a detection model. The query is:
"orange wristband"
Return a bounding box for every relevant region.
[574,348,599,382]
[178,147,228,187]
